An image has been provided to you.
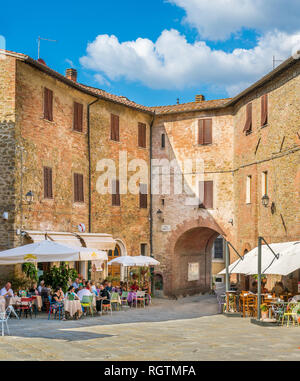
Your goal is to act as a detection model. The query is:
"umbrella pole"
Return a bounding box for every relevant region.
[257,236,262,320]
[225,241,230,312]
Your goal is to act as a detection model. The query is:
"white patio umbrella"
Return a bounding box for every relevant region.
[71,247,108,261]
[108,256,137,266]
[263,241,300,275]
[218,241,296,275]
[132,256,160,266]
[0,240,80,265]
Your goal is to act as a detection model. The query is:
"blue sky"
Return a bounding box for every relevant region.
[1,0,300,106]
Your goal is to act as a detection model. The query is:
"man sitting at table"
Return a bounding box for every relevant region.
[272,281,285,297]
[96,284,110,315]
[72,278,80,290]
[77,285,92,301]
[0,282,14,298]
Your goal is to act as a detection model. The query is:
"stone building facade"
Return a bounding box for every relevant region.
[0,49,299,295]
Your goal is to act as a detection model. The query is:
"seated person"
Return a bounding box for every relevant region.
[29,283,39,296]
[66,286,80,300]
[105,281,112,293]
[90,281,98,296]
[130,281,139,292]
[271,281,285,297]
[51,287,64,304]
[72,278,80,290]
[96,284,110,314]
[77,285,92,301]
[0,282,14,298]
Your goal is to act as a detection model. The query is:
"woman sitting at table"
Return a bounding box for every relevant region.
[66,286,80,300]
[52,287,64,304]
[130,281,139,292]
[29,283,39,296]
[271,281,285,297]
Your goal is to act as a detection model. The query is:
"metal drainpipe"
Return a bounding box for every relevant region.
[87,98,99,234]
[149,114,155,294]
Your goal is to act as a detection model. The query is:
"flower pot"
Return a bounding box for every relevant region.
[261,311,268,320]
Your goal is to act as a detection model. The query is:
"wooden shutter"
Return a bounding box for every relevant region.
[199,181,213,208]
[112,179,120,206]
[261,94,268,126]
[198,119,212,145]
[243,103,252,133]
[138,123,146,148]
[74,173,84,202]
[74,102,83,132]
[204,181,213,209]
[44,88,53,121]
[43,167,53,199]
[139,183,147,208]
[111,114,119,141]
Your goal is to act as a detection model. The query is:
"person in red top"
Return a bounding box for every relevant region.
[130,281,139,292]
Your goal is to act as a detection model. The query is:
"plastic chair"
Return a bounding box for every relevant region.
[110,292,121,311]
[48,296,63,320]
[0,308,11,336]
[67,293,75,301]
[135,291,146,308]
[16,297,33,319]
[217,294,226,314]
[101,300,112,316]
[81,295,93,317]
[281,302,299,327]
[121,291,129,309]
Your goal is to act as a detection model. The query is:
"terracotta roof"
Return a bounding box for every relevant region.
[149,98,231,115]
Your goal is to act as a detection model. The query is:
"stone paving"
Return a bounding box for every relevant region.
[0,294,300,361]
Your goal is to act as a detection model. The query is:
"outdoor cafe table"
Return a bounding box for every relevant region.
[64,299,82,318]
[0,296,5,312]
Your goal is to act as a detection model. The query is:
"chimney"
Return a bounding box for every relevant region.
[195,94,205,102]
[66,68,77,82]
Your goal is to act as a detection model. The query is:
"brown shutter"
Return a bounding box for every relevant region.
[74,173,84,202]
[111,114,120,141]
[44,167,53,199]
[204,181,213,209]
[204,119,212,144]
[261,94,268,126]
[243,103,252,133]
[138,123,146,148]
[112,179,120,206]
[139,183,147,208]
[74,102,83,132]
[198,120,204,145]
[44,88,53,121]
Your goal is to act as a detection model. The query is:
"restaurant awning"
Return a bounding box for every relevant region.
[25,231,116,251]
[218,241,300,275]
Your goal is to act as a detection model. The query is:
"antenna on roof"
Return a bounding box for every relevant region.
[37,36,57,59]
[273,55,284,70]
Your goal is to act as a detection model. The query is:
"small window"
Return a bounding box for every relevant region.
[262,171,268,196]
[243,103,252,135]
[161,198,165,206]
[111,114,120,141]
[74,173,84,202]
[44,88,53,121]
[198,119,212,145]
[246,175,251,204]
[140,243,147,256]
[261,94,268,127]
[161,133,165,148]
[213,237,224,259]
[43,166,53,199]
[112,179,120,206]
[138,123,146,148]
[73,102,83,132]
[139,183,147,208]
[199,181,213,209]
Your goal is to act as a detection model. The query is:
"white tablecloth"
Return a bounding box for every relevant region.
[64,299,82,317]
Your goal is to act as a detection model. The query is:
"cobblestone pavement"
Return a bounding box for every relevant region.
[0,294,300,361]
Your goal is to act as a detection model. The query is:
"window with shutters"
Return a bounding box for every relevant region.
[213,237,224,260]
[43,166,53,199]
[138,123,146,148]
[73,102,83,132]
[110,114,120,141]
[243,103,252,135]
[74,173,84,203]
[112,179,120,206]
[199,181,213,209]
[246,175,251,204]
[261,94,268,127]
[139,183,147,208]
[161,133,165,149]
[198,119,212,145]
[43,88,53,121]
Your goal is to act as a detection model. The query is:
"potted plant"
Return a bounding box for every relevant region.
[260,304,269,320]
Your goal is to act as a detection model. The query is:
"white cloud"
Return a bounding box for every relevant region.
[168,0,300,41]
[80,29,300,96]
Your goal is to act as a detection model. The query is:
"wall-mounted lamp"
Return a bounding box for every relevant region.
[156,209,164,222]
[25,190,34,204]
[228,218,233,225]
[261,194,270,208]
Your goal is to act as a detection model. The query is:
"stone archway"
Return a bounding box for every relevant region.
[163,216,226,297]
